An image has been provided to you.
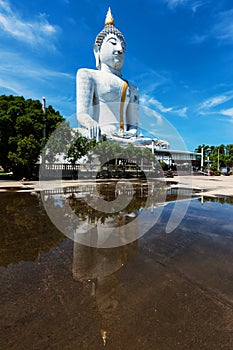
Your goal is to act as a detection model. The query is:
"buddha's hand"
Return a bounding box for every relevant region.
[77,112,98,129]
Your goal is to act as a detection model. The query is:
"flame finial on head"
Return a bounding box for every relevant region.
[94,6,126,67]
[105,7,114,26]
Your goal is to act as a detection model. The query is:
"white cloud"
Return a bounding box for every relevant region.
[0,0,60,49]
[164,0,208,12]
[164,0,186,8]
[174,107,188,117]
[0,49,74,116]
[143,96,173,112]
[0,49,71,79]
[0,0,11,12]
[142,106,163,125]
[220,108,233,118]
[140,94,188,117]
[136,70,171,94]
[164,0,233,51]
[212,9,233,43]
[133,65,189,118]
[171,0,185,4]
[199,92,233,110]
[147,109,163,124]
[191,8,233,45]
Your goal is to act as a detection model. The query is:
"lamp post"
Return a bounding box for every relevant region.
[201,147,204,170]
[41,97,46,170]
[206,148,211,175]
[42,97,46,139]
[201,147,212,174]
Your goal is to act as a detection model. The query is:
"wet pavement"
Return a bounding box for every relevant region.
[0,184,233,349]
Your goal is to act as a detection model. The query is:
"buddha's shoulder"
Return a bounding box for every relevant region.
[77,69,124,87]
[77,68,100,79]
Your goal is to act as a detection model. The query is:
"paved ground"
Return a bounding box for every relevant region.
[174,175,233,197]
[0,175,232,196]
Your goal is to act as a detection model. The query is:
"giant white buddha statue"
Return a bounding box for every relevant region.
[76,8,139,140]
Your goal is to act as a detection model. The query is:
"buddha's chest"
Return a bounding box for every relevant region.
[94,73,129,103]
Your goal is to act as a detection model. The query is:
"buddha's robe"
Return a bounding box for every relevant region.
[76,68,139,136]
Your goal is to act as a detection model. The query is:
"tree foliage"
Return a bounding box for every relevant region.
[66,131,97,165]
[0,95,64,177]
[85,138,156,179]
[195,144,233,169]
[88,138,154,165]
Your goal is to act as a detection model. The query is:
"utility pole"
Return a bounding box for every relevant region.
[42,97,46,139]
[201,147,204,169]
[41,97,46,169]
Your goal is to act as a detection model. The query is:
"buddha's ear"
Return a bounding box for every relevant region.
[94,44,101,70]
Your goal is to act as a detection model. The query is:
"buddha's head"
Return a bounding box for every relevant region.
[94,8,126,72]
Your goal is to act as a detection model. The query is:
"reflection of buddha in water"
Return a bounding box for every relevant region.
[76,8,139,138]
[72,241,138,346]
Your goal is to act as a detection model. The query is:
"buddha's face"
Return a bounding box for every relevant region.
[99,33,125,71]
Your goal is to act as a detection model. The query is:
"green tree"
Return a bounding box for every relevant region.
[8,135,41,178]
[66,131,97,165]
[226,144,233,167]
[195,143,233,171]
[0,95,64,178]
[86,138,157,178]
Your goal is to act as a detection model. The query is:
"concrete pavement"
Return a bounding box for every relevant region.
[0,174,232,197]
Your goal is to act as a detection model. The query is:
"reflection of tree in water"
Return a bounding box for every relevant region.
[199,196,233,205]
[72,241,138,346]
[67,181,166,225]
[0,192,65,266]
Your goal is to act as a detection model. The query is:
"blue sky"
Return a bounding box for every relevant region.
[0,0,233,151]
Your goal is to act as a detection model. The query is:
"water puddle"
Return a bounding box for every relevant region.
[0,184,233,349]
